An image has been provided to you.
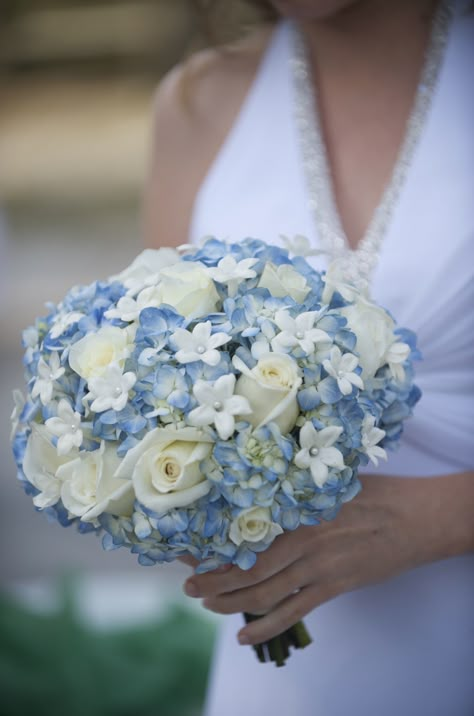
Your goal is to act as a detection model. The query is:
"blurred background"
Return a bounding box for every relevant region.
[0,1,267,713]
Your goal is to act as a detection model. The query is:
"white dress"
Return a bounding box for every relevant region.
[189,3,474,714]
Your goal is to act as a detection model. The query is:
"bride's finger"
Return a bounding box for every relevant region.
[178,555,199,568]
[184,528,313,598]
[236,583,340,645]
[201,559,308,616]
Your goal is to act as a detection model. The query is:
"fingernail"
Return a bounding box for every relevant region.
[238,632,250,645]
[184,580,199,597]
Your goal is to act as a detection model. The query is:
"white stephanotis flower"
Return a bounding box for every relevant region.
[187,374,252,440]
[229,506,283,546]
[10,389,25,440]
[22,326,39,363]
[172,321,231,366]
[384,341,411,382]
[361,415,387,466]
[45,399,84,455]
[124,271,161,298]
[50,311,84,339]
[295,422,345,488]
[322,346,364,395]
[321,258,366,304]
[105,285,162,323]
[31,352,65,405]
[206,255,258,297]
[85,364,136,412]
[271,309,331,355]
[176,234,209,253]
[279,234,324,258]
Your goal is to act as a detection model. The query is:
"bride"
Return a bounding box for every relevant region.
[144,1,474,714]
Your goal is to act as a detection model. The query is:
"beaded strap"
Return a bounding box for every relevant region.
[290,0,453,292]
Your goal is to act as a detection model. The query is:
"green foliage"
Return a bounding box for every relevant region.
[0,586,216,716]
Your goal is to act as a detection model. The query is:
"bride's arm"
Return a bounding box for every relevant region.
[143,30,271,249]
[142,64,206,250]
[183,471,474,644]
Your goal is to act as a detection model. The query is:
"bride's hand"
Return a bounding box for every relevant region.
[183,473,473,644]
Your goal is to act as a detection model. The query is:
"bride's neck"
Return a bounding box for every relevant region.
[300,0,438,81]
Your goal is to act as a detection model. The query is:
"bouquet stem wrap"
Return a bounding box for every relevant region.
[244,613,312,666]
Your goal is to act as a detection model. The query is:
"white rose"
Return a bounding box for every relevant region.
[158,262,220,319]
[68,326,131,380]
[111,248,180,285]
[340,298,396,378]
[257,262,310,303]
[22,424,76,508]
[229,506,283,546]
[115,426,213,512]
[233,353,302,433]
[57,442,133,521]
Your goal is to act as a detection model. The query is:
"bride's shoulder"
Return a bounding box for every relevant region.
[153,25,273,131]
[149,26,274,170]
[144,26,273,247]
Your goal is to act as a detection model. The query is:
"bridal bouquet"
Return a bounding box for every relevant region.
[11,237,420,665]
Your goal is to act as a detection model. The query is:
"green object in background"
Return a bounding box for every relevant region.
[0,583,216,716]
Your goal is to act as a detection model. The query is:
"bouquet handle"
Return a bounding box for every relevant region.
[243,613,312,667]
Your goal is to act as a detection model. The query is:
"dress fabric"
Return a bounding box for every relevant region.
[188,5,474,715]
